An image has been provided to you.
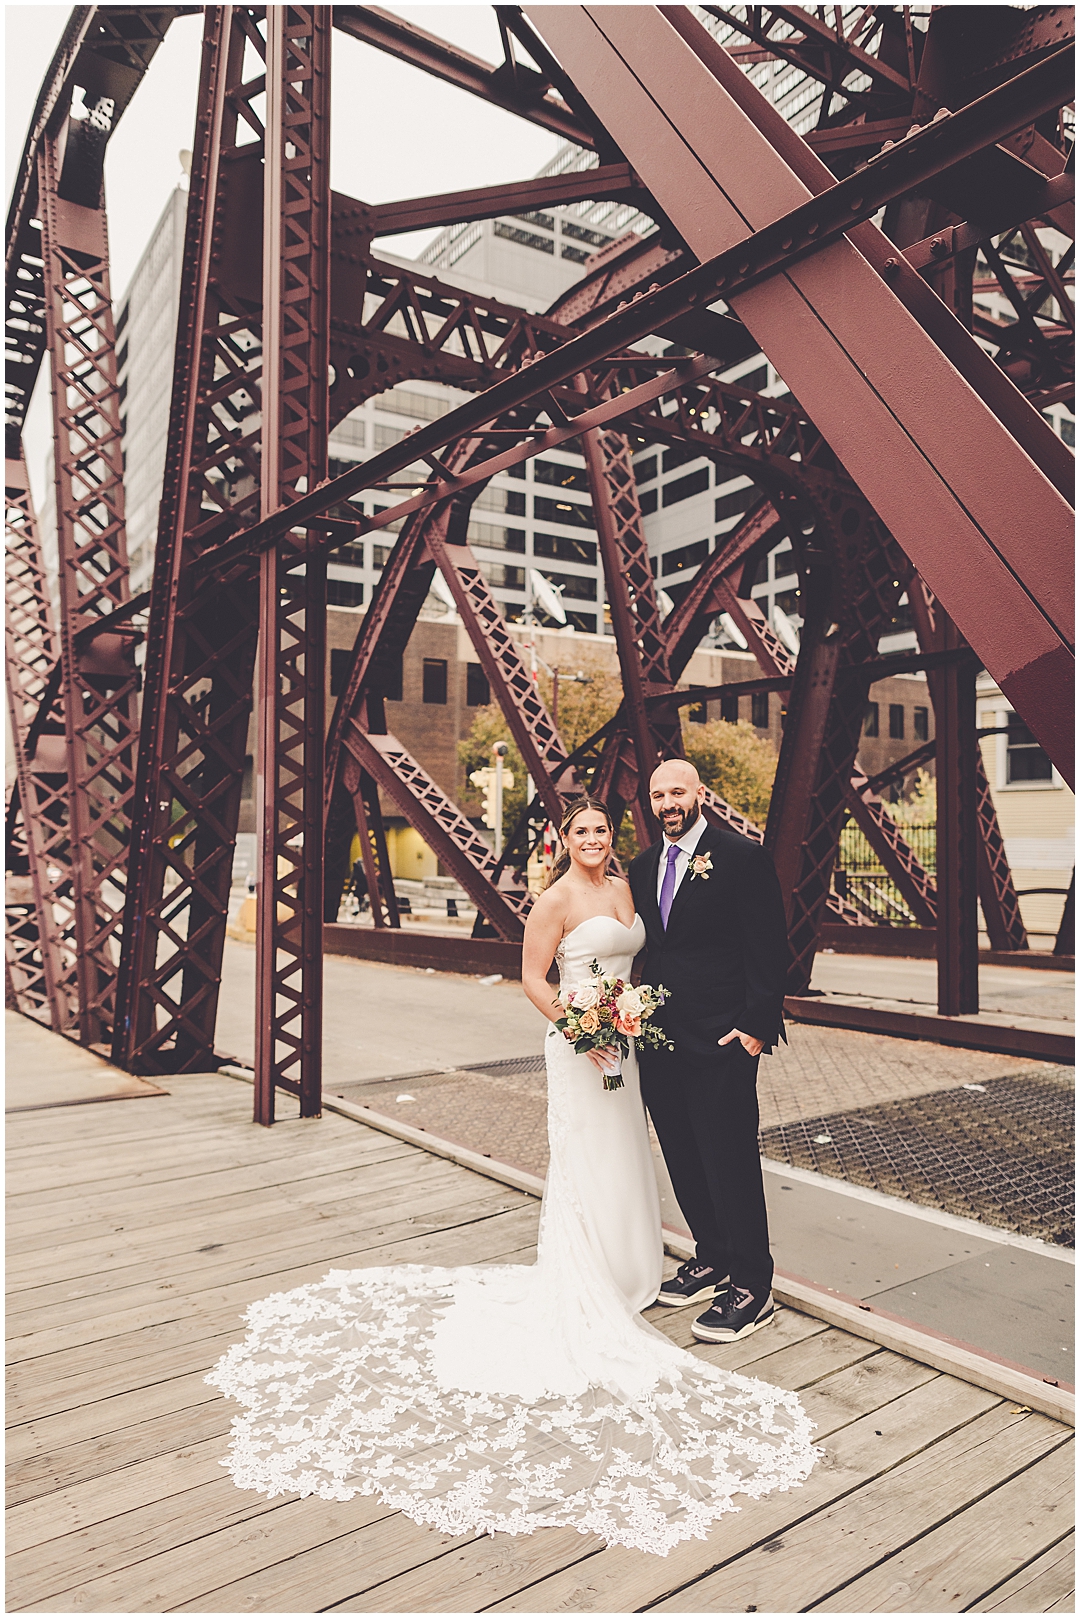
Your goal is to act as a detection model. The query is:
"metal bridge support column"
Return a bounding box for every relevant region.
[935,637,980,1015]
[113,10,265,1074]
[38,128,138,1048]
[578,422,674,840]
[254,4,331,1124]
[4,453,71,1025]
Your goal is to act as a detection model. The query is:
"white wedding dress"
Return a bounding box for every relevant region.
[207,916,818,1554]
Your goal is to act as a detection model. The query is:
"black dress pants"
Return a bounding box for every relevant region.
[639,1038,773,1295]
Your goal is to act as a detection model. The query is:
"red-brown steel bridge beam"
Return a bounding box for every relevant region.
[253,4,332,1125]
[360,164,648,242]
[4,453,73,1026]
[6,6,188,454]
[332,5,596,149]
[528,8,1073,785]
[113,8,268,1076]
[38,116,139,1049]
[200,37,1075,577]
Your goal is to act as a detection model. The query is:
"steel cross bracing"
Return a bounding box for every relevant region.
[253,4,332,1124]
[6,4,1073,1115]
[4,455,74,1024]
[34,122,139,1049]
[112,8,268,1076]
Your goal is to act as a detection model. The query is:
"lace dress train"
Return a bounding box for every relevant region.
[207,916,818,1555]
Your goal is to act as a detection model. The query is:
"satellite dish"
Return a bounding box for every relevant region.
[430,571,457,611]
[657,589,675,620]
[530,569,567,626]
[772,604,801,655]
[718,612,748,650]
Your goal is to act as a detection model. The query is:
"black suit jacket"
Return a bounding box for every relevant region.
[629,821,788,1059]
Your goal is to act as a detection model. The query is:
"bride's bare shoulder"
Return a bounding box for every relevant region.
[525,882,568,929]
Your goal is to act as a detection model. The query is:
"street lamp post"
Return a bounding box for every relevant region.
[493,741,508,859]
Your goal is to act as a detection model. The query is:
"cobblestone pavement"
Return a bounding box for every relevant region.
[330,1024,1075,1242]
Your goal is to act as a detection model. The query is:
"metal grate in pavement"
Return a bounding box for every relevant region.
[758,1067,1075,1247]
[468,1054,548,1079]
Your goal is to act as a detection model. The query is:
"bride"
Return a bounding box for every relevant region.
[207,796,817,1555]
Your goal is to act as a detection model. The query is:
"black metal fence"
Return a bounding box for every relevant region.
[833,816,936,926]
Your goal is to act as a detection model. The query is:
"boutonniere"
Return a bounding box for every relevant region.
[688,851,713,881]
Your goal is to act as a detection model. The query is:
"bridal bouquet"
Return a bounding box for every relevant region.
[555,961,673,1091]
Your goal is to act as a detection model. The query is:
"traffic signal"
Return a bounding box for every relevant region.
[470,767,496,829]
[470,766,514,830]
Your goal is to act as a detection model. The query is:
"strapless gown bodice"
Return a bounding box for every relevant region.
[555,912,645,996]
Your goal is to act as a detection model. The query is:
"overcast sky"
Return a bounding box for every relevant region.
[6,5,566,503]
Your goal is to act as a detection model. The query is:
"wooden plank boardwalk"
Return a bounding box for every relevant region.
[6,1068,1074,1613]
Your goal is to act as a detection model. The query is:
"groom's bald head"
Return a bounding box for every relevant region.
[650,759,705,840]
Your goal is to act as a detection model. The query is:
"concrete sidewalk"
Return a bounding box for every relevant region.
[653,1148,1074,1385]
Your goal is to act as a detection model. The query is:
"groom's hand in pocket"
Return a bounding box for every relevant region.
[718,1028,764,1057]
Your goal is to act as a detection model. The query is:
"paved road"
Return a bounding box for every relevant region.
[218,937,1071,1125]
[811,951,1074,1024]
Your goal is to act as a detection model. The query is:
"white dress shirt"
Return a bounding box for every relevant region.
[655,812,709,907]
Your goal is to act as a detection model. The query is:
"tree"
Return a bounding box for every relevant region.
[458,707,527,838]
[682,718,776,827]
[884,766,936,826]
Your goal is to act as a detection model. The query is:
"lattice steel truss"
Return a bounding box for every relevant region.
[6,3,1074,1119]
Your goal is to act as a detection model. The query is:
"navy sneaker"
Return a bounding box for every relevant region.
[656,1261,730,1309]
[692,1286,775,1343]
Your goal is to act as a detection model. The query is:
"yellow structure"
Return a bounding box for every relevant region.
[384,823,439,880]
[977,672,1074,948]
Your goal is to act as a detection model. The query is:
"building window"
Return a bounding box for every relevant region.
[327,578,364,608]
[472,486,526,517]
[536,569,596,601]
[566,610,596,633]
[382,650,403,702]
[714,485,755,525]
[752,692,769,729]
[721,691,739,723]
[736,363,768,393]
[634,455,657,486]
[422,658,448,704]
[662,441,703,474]
[662,537,710,575]
[330,648,352,695]
[662,467,710,508]
[466,663,490,707]
[914,706,929,742]
[688,688,708,724]
[864,702,879,737]
[534,459,590,493]
[372,544,390,569]
[374,422,407,450]
[513,209,554,232]
[889,704,905,740]
[562,219,612,248]
[561,243,590,264]
[376,387,449,422]
[1006,713,1053,782]
[533,530,596,566]
[639,488,658,516]
[467,522,525,553]
[493,220,553,255]
[533,495,594,529]
[477,561,525,592]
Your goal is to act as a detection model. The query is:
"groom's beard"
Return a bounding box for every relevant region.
[660,800,701,841]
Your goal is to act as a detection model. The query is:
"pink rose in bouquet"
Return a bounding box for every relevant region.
[554,959,672,1091]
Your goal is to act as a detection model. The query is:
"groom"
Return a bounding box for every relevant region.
[629,759,788,1344]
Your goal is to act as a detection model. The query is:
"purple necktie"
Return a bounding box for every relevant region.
[659,842,680,929]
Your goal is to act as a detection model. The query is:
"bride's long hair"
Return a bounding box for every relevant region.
[545,796,615,889]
